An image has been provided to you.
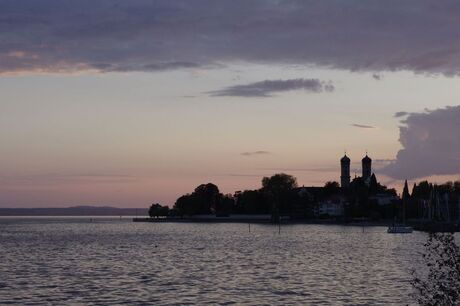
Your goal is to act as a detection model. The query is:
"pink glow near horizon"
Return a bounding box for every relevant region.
[2,1,460,207]
[1,68,460,207]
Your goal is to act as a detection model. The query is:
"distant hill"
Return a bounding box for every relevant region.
[0,206,148,216]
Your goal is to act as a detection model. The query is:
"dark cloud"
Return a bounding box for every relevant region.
[350,124,376,129]
[101,61,202,72]
[241,151,271,156]
[372,159,396,169]
[3,1,460,74]
[382,106,460,179]
[209,79,334,97]
[394,111,409,118]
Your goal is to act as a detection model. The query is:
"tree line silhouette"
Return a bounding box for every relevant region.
[148,173,460,222]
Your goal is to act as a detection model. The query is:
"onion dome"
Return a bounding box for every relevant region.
[341,154,350,163]
[362,154,372,163]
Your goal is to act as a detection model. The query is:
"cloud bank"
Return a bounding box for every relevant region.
[382,106,460,179]
[3,1,460,74]
[209,79,333,97]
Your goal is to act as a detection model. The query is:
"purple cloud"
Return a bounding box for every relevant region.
[102,61,203,72]
[209,79,334,97]
[394,111,409,118]
[3,1,460,74]
[382,106,460,179]
[350,124,376,129]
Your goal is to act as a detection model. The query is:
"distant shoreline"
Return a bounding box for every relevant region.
[133,217,391,226]
[0,206,148,216]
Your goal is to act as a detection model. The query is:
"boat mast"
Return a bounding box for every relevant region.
[403,195,406,225]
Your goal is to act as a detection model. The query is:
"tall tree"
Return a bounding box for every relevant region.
[149,203,169,218]
[173,183,223,216]
[262,173,298,222]
[194,183,221,214]
[174,194,200,216]
[402,180,411,200]
[234,190,268,214]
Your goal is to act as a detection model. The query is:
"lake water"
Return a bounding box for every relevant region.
[0,217,429,305]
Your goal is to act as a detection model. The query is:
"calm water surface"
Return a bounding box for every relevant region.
[0,217,429,305]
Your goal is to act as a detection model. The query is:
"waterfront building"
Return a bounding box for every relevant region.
[316,195,346,217]
[369,194,399,206]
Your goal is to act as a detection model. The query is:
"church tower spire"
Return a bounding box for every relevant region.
[362,153,372,181]
[340,154,351,188]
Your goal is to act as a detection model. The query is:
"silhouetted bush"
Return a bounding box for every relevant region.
[412,233,460,305]
[148,203,169,218]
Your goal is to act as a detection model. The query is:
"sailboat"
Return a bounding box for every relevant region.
[413,186,460,232]
[387,180,413,234]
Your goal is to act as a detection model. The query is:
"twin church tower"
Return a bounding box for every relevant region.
[340,153,372,188]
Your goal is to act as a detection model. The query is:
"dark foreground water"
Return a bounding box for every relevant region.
[0,217,429,305]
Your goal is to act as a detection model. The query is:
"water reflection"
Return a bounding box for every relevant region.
[0,218,427,304]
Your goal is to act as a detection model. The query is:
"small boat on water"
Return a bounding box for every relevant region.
[387,225,413,233]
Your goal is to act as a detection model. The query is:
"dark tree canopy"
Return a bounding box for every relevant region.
[173,183,231,216]
[412,181,432,200]
[262,173,298,221]
[165,173,457,221]
[148,203,169,218]
[234,189,268,214]
[194,183,221,214]
[262,173,298,194]
[323,181,340,196]
[174,194,199,216]
[194,183,219,198]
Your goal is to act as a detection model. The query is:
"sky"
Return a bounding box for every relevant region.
[1,0,460,207]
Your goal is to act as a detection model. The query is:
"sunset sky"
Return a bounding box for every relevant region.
[1,1,460,207]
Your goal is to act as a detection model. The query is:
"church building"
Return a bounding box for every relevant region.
[340,153,373,188]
